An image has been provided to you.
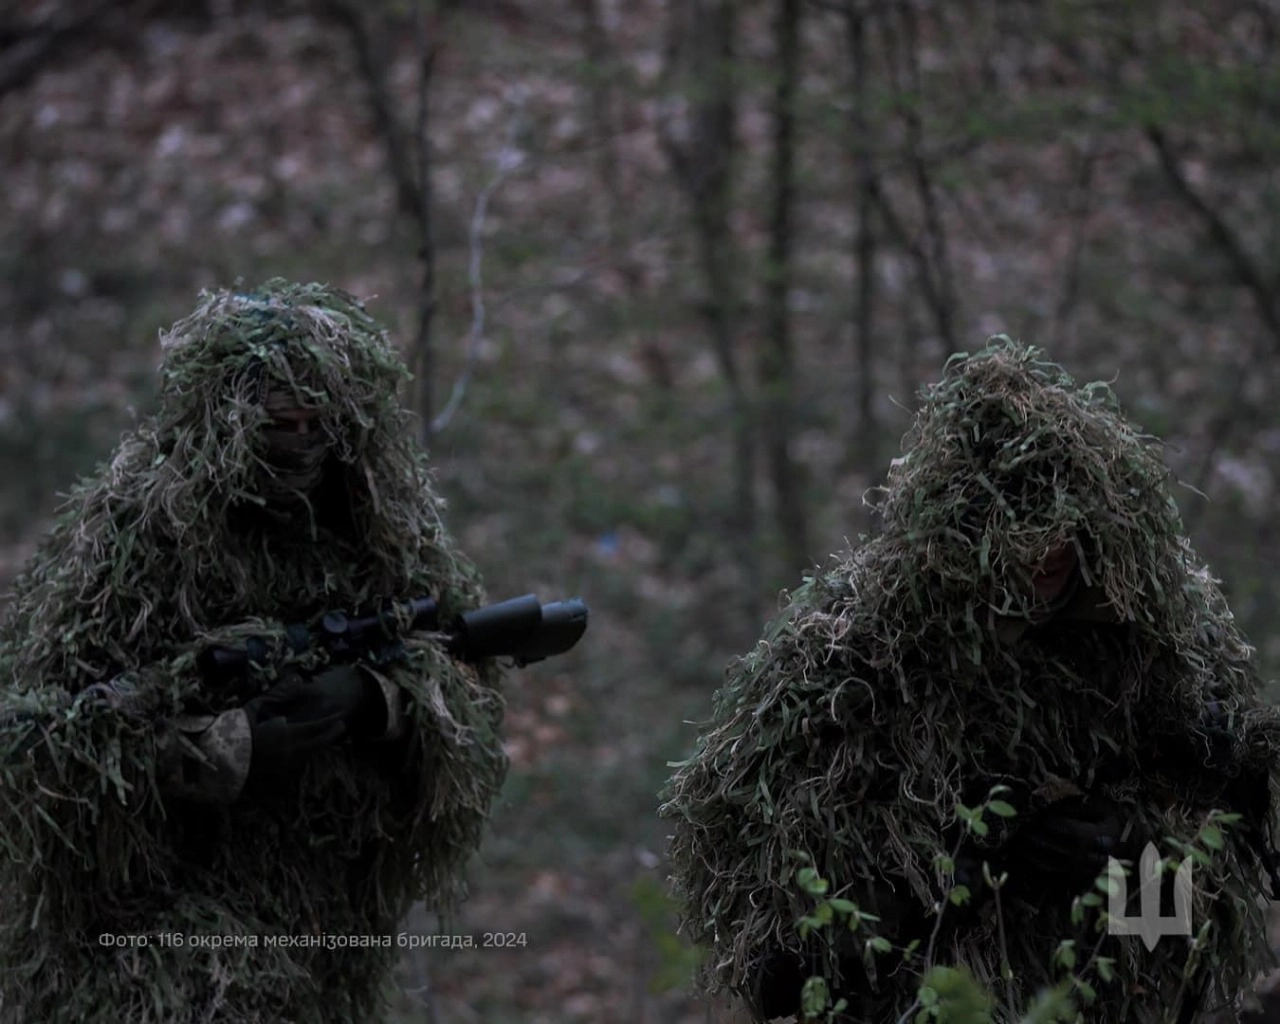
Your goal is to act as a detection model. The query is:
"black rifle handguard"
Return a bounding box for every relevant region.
[198,594,588,683]
[454,595,589,666]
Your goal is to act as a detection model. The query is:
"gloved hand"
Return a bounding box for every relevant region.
[999,794,1135,901]
[243,664,386,786]
[1197,699,1238,773]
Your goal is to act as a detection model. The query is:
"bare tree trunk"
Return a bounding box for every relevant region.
[1050,140,1097,352]
[413,6,439,448]
[873,3,958,353]
[899,3,957,351]
[323,0,440,447]
[659,0,762,630]
[846,3,880,480]
[574,0,623,245]
[760,0,811,575]
[322,1,428,229]
[0,0,121,98]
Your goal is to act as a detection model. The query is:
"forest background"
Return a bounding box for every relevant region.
[2,0,1279,1021]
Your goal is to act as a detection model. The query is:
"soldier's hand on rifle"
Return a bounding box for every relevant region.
[244,665,387,785]
[1000,794,1136,900]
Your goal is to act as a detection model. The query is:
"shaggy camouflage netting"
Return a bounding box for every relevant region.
[0,281,507,1023]
[662,337,1280,1022]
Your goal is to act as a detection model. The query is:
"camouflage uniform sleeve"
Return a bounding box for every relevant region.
[153,669,407,802]
[156,709,253,804]
[71,677,252,805]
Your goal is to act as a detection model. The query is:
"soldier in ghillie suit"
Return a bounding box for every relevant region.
[663,338,1280,1023]
[0,281,508,1023]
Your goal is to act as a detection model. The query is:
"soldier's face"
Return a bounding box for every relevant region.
[256,390,330,505]
[1031,543,1078,605]
[995,540,1084,644]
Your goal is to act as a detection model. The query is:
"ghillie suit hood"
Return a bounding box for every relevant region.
[663,338,1280,1022]
[0,281,507,1023]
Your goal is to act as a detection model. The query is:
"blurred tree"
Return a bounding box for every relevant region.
[319,0,442,447]
[573,0,623,248]
[0,0,119,97]
[659,0,763,628]
[1032,0,1280,533]
[872,1,960,355]
[761,0,812,575]
[840,0,883,481]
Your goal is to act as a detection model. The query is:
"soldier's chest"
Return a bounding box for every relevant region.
[961,633,1136,786]
[964,693,1125,782]
[205,529,375,624]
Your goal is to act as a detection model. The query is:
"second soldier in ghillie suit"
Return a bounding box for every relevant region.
[0,281,508,1023]
[663,338,1280,1023]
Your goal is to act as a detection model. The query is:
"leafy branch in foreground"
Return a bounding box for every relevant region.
[792,791,1242,1024]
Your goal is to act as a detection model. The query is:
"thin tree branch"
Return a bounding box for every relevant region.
[806,0,898,16]
[872,185,953,347]
[0,0,120,98]
[1146,125,1280,353]
[656,0,749,407]
[431,93,527,435]
[1184,368,1258,536]
[574,0,622,244]
[322,0,428,231]
[1145,125,1280,528]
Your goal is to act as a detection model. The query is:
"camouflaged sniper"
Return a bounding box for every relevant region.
[0,281,508,1023]
[662,338,1280,1022]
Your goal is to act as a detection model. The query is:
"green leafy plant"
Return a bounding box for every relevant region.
[790,786,1242,1024]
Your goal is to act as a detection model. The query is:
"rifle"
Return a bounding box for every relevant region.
[197,594,588,691]
[0,596,587,728]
